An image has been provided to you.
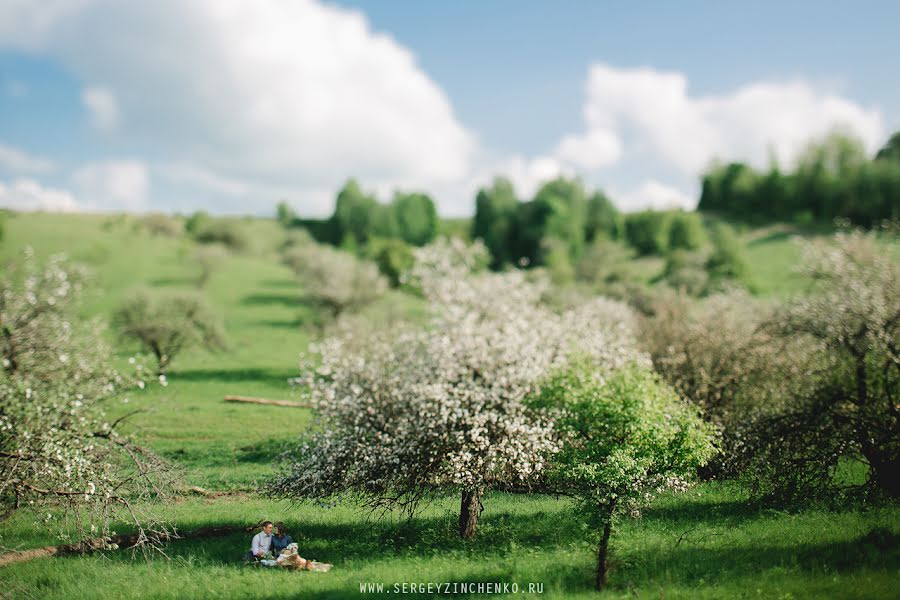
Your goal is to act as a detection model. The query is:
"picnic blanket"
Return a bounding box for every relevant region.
[261,543,333,572]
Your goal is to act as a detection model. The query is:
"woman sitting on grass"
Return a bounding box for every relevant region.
[271,522,293,554]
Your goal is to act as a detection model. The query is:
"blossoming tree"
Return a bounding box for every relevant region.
[281,241,387,320]
[1,251,174,546]
[274,238,645,538]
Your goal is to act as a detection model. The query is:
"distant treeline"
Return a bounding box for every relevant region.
[699,131,900,227]
[281,130,900,270]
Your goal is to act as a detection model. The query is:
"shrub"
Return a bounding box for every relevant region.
[624,211,671,255]
[365,237,414,288]
[190,219,250,252]
[1,251,175,544]
[667,211,707,251]
[662,249,709,296]
[526,361,717,590]
[638,289,814,476]
[184,210,211,235]
[114,289,228,374]
[140,213,182,237]
[574,239,639,290]
[705,222,749,284]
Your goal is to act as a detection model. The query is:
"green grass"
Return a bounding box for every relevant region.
[1,487,897,599]
[1,211,899,598]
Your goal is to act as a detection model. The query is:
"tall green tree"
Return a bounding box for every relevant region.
[331,179,378,246]
[875,131,900,163]
[472,177,519,268]
[392,192,438,246]
[585,190,622,242]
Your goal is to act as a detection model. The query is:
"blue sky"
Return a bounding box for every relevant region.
[1,0,898,216]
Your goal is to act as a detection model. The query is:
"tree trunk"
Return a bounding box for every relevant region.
[459,489,483,539]
[595,504,615,592]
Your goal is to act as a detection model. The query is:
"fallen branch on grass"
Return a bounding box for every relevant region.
[0,522,262,568]
[224,395,311,408]
[181,485,247,499]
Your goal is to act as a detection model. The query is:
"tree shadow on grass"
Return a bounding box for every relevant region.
[607,526,900,593]
[235,438,296,465]
[150,276,198,287]
[241,293,303,307]
[261,279,298,289]
[168,367,296,385]
[79,502,900,600]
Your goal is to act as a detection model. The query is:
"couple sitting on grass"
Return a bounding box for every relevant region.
[246,520,332,571]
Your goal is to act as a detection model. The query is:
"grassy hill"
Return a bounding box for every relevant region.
[1,210,898,599]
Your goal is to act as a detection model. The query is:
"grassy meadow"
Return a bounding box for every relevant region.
[1,210,898,599]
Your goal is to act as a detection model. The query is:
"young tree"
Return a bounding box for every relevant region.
[191,243,229,289]
[1,251,174,544]
[281,242,386,319]
[526,361,717,591]
[114,289,227,374]
[274,240,644,538]
[276,200,296,227]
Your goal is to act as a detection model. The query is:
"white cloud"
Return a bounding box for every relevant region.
[555,129,622,170]
[82,86,119,132]
[574,63,884,174]
[156,163,249,197]
[613,180,696,212]
[0,0,475,213]
[72,160,149,211]
[0,142,54,173]
[0,178,78,212]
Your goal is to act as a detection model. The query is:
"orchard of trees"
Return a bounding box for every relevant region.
[2,126,897,594]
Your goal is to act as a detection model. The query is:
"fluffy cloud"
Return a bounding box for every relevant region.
[555,129,622,170]
[570,63,884,174]
[0,0,474,213]
[0,178,78,212]
[0,142,54,173]
[72,160,149,211]
[82,86,119,133]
